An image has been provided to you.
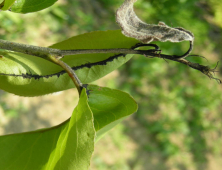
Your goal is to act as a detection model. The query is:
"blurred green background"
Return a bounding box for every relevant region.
[0,0,222,169]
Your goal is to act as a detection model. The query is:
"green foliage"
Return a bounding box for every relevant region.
[0,0,222,169]
[209,0,222,28]
[0,0,16,10]
[87,85,138,142]
[0,85,137,169]
[0,100,25,118]
[9,0,58,13]
[115,1,222,167]
[95,1,222,169]
[0,30,138,96]
[0,87,95,170]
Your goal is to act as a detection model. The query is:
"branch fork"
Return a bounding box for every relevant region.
[0,0,220,96]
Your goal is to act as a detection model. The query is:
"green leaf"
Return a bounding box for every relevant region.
[0,30,139,96]
[0,84,137,169]
[0,0,16,10]
[0,88,95,170]
[86,84,138,142]
[9,0,58,13]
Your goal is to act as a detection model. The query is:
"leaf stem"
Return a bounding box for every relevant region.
[47,55,83,94]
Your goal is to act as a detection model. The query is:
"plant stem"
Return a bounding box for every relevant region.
[0,39,159,95]
[0,39,155,58]
[48,55,83,94]
[0,39,220,84]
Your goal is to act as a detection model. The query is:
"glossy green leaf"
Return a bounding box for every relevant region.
[9,0,58,13]
[0,88,95,170]
[87,85,138,142]
[0,30,139,96]
[0,0,16,10]
[0,84,137,169]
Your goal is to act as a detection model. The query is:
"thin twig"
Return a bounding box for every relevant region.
[143,50,221,83]
[47,55,83,94]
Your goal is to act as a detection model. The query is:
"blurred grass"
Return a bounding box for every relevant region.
[0,0,222,169]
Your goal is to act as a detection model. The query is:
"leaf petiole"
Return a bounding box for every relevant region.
[47,55,83,94]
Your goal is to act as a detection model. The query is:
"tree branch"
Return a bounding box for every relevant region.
[0,39,159,95]
[0,39,220,85]
[0,39,158,58]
